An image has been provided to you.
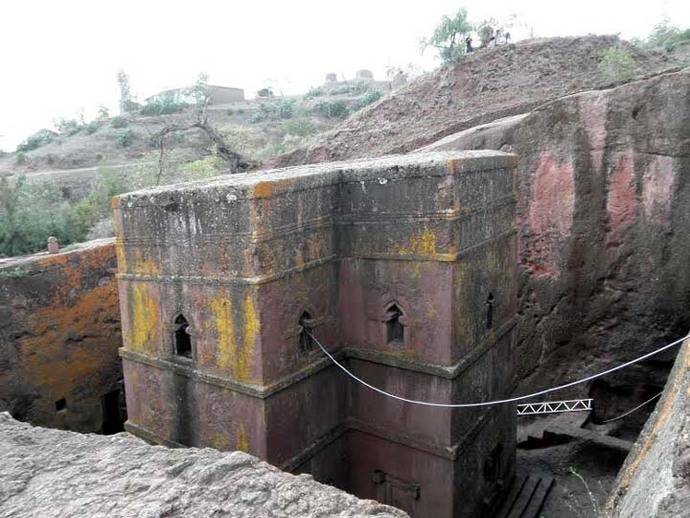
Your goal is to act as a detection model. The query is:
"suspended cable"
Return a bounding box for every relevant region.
[308,332,688,409]
[600,392,663,424]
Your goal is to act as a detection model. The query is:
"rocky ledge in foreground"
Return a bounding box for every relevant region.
[0,414,407,518]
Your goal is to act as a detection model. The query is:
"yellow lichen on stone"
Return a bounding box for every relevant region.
[236,294,260,381]
[446,158,464,174]
[253,181,274,199]
[236,423,250,452]
[211,432,231,451]
[453,263,474,346]
[392,228,439,258]
[129,284,159,353]
[210,292,258,381]
[115,240,127,273]
[210,295,236,371]
[129,249,160,275]
[408,228,438,257]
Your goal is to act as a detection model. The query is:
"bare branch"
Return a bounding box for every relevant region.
[151,100,255,184]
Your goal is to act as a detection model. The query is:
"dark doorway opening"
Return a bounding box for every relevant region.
[101,383,126,435]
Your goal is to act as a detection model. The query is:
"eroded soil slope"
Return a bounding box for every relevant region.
[268,35,681,168]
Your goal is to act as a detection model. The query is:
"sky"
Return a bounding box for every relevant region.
[1,0,689,151]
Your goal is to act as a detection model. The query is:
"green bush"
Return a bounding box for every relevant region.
[599,47,637,82]
[354,90,383,110]
[304,87,325,99]
[644,20,690,51]
[140,93,189,116]
[314,100,350,119]
[0,177,80,256]
[281,118,319,137]
[175,157,223,181]
[117,129,135,147]
[110,116,129,128]
[249,99,297,123]
[83,121,101,135]
[330,82,370,96]
[15,152,27,165]
[70,168,129,238]
[54,118,82,136]
[16,129,56,152]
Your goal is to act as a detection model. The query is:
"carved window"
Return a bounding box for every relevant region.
[299,311,316,353]
[55,398,66,412]
[384,303,404,345]
[174,315,192,359]
[486,292,495,330]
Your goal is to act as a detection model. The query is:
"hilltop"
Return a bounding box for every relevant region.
[267,35,685,167]
[0,78,392,180]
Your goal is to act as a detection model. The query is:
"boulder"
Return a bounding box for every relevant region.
[605,337,690,517]
[0,413,407,518]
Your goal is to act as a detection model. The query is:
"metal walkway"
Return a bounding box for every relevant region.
[517,399,592,416]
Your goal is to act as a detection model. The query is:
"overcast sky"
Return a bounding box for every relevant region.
[1,0,689,151]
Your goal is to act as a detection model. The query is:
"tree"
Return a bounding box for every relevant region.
[423,8,473,64]
[150,98,255,185]
[117,70,138,113]
[599,47,637,82]
[0,177,78,256]
[187,72,210,106]
[97,106,110,119]
[642,19,690,51]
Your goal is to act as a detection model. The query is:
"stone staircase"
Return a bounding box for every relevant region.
[493,473,554,518]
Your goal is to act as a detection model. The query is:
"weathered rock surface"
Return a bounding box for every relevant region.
[268,36,681,168]
[0,238,122,433]
[424,68,690,394]
[0,413,408,518]
[605,336,690,517]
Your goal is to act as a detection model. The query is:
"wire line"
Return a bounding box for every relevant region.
[308,332,688,408]
[600,392,663,423]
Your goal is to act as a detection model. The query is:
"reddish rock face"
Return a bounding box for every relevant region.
[114,151,518,518]
[0,239,123,433]
[524,152,575,278]
[606,152,637,244]
[424,69,690,392]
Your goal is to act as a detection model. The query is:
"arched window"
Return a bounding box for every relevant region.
[384,303,404,344]
[174,315,192,359]
[486,293,495,330]
[299,311,315,353]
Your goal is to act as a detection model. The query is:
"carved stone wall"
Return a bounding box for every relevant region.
[114,150,518,517]
[0,238,123,433]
